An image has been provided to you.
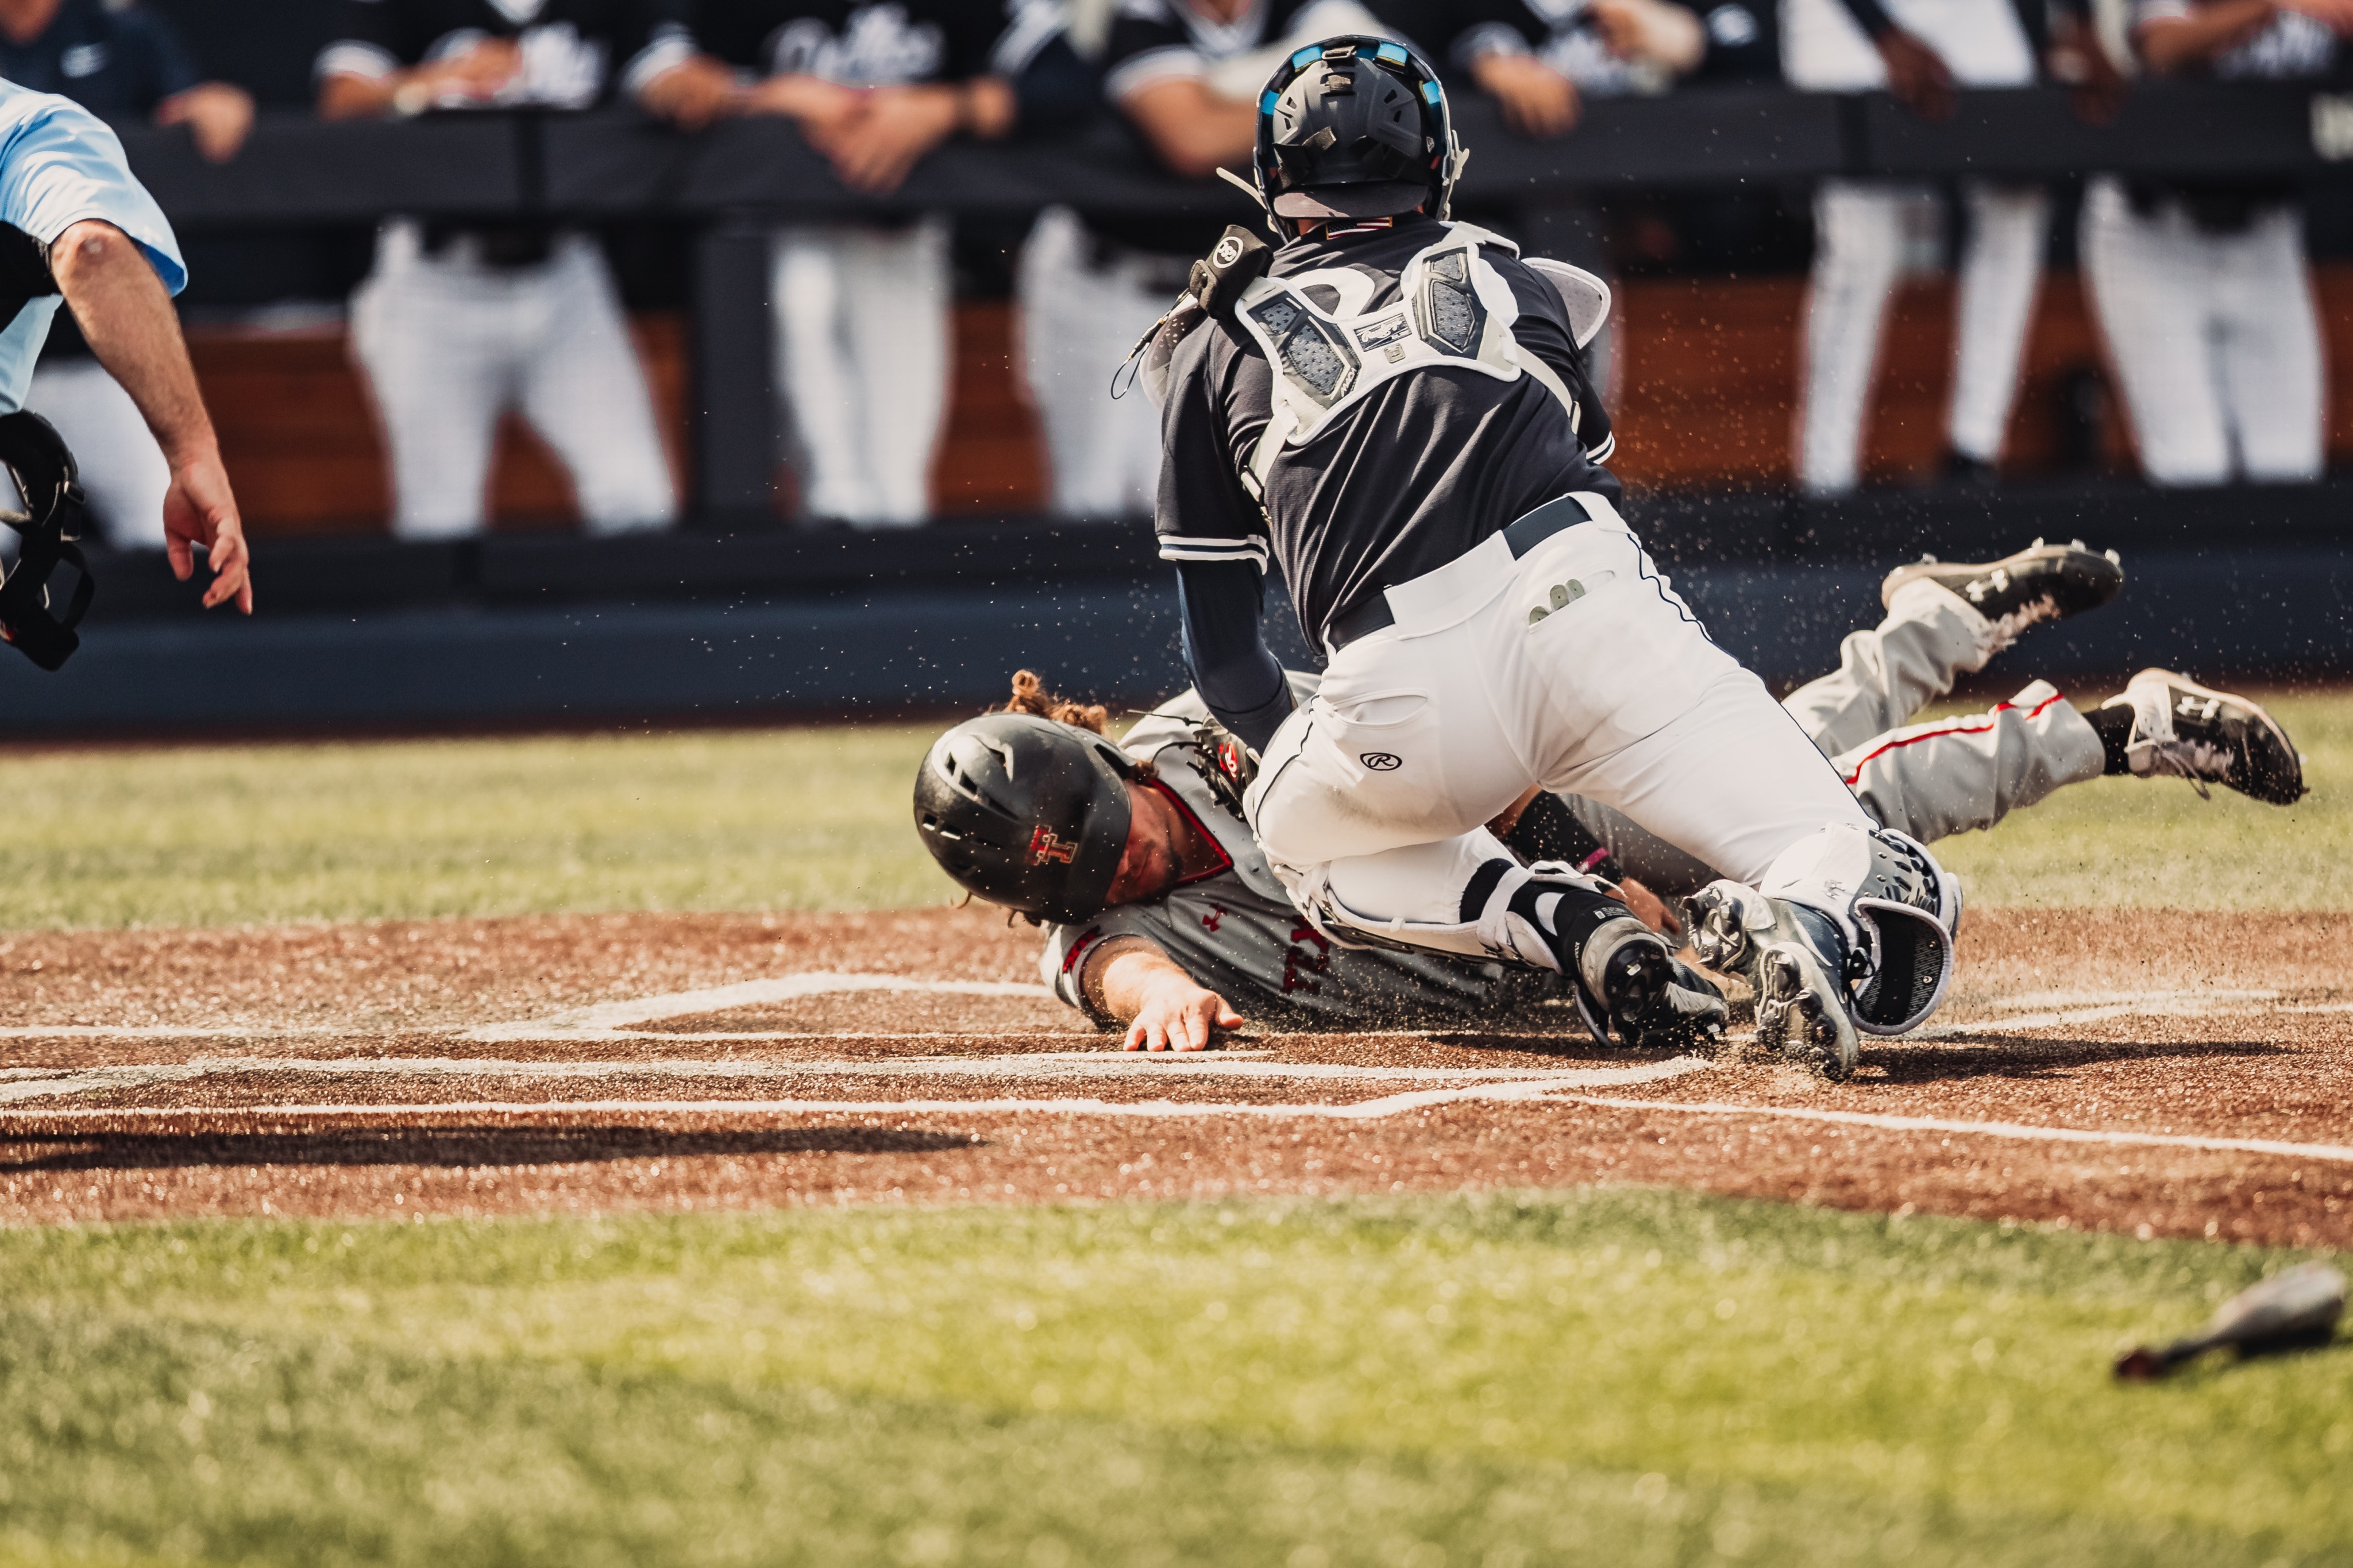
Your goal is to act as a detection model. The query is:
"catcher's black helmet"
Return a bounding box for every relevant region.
[1251,36,1460,233]
[913,713,1137,924]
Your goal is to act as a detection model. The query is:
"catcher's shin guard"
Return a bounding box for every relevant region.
[1297,852,1726,1050]
[1478,860,1727,1051]
[0,411,94,671]
[1684,826,1960,1081]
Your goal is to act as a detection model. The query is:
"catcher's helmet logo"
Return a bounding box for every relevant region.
[1027,826,1078,865]
[1360,752,1401,771]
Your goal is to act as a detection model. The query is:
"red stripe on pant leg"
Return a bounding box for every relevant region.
[1839,692,2067,789]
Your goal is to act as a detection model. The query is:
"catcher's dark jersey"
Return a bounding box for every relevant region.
[692,0,1059,85]
[1157,214,1618,652]
[317,0,692,106]
[1040,688,1557,1027]
[0,0,202,115]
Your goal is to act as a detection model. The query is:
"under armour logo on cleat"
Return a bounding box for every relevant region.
[2177,696,2221,722]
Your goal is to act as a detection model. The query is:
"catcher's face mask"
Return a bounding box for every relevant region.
[0,410,94,671]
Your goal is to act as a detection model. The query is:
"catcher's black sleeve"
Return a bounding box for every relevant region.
[1176,559,1294,756]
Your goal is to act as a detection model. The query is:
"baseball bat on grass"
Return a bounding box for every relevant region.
[2115,1261,2345,1381]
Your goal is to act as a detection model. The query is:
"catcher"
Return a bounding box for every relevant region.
[913,540,2305,1050]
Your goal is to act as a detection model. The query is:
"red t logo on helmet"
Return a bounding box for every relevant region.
[1028,827,1077,866]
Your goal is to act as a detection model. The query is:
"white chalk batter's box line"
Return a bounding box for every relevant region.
[0,1056,1716,1125]
[0,974,2305,1044]
[12,1068,2353,1166]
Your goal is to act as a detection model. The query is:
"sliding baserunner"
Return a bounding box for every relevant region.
[910,540,2304,1052]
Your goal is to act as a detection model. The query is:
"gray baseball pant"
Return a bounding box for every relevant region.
[1565,578,2107,893]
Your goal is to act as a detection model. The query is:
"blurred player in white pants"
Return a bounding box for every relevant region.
[707,0,1075,528]
[318,0,730,540]
[26,360,171,546]
[1017,0,1401,520]
[2080,0,2342,486]
[770,217,951,524]
[347,227,678,538]
[1016,205,1161,517]
[1784,0,2049,492]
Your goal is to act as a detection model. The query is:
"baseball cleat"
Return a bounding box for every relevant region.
[1753,942,1860,1082]
[1879,537,2123,649]
[1573,917,1728,1052]
[1682,882,1861,1080]
[2102,670,2307,805]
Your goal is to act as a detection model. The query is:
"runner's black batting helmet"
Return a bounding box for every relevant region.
[913,713,1137,924]
[1250,36,1462,234]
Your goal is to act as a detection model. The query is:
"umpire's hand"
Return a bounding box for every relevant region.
[164,453,252,614]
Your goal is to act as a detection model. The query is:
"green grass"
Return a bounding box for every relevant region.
[1,1189,2346,1567]
[4,688,2348,930]
[0,728,956,929]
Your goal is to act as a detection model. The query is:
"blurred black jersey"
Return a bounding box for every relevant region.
[1397,0,1777,91]
[0,0,201,116]
[317,0,692,106]
[693,0,1059,86]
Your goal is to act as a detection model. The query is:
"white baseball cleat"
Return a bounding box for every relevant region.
[2101,670,2306,805]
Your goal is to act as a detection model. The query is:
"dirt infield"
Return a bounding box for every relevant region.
[2,906,2348,1248]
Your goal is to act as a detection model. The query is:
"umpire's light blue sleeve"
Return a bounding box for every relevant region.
[0,84,186,414]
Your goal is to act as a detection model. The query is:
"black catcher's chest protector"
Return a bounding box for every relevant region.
[0,224,93,671]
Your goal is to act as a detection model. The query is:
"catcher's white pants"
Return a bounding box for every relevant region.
[350,225,677,540]
[1245,503,1873,939]
[26,358,170,548]
[771,219,950,527]
[1797,180,2049,492]
[1016,208,1163,519]
[1566,578,2106,892]
[2080,178,2325,486]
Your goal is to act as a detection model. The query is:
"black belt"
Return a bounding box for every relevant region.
[1324,494,1592,653]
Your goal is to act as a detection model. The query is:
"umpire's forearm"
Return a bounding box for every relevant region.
[49,220,216,467]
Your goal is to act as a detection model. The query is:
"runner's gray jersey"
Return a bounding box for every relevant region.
[1038,688,1557,1028]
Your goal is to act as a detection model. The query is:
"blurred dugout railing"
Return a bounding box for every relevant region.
[121,83,2353,524]
[18,82,2353,731]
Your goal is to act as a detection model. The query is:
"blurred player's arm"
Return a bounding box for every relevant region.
[1118,76,1257,176]
[136,7,253,163]
[1831,0,1957,116]
[49,219,249,611]
[155,84,254,162]
[2137,0,2344,73]
[1590,0,1706,73]
[315,0,520,123]
[626,20,739,132]
[1081,936,1244,1052]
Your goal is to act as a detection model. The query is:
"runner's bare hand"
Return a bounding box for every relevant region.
[1125,974,1243,1052]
